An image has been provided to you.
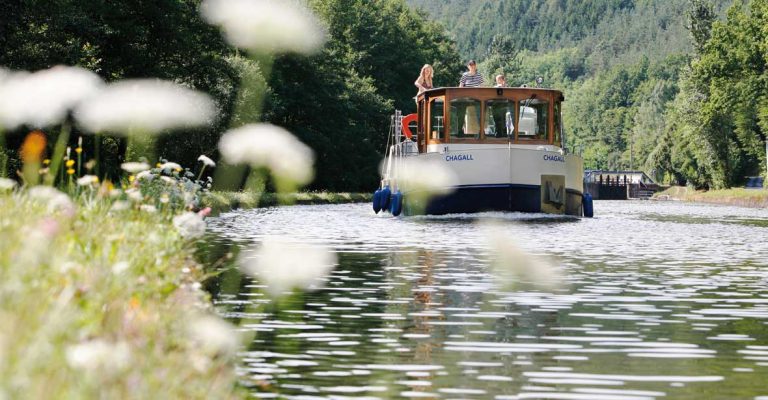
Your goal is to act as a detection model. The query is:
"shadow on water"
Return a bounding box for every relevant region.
[200,202,768,399]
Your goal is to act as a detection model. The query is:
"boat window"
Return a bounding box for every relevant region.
[554,101,562,147]
[449,97,481,139]
[429,97,445,140]
[484,99,515,139]
[518,98,548,141]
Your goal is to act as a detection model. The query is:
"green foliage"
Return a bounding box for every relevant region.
[263,0,462,191]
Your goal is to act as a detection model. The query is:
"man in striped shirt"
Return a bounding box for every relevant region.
[459,59,484,87]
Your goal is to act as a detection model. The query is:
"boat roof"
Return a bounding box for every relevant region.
[417,86,564,102]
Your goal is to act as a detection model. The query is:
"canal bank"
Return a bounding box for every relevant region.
[202,191,371,213]
[655,186,768,208]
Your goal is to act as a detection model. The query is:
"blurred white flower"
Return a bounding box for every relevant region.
[110,200,132,212]
[27,186,76,216]
[238,235,337,297]
[219,123,314,186]
[74,79,215,135]
[125,188,143,202]
[187,314,238,358]
[201,0,326,54]
[0,178,17,191]
[112,261,130,274]
[139,204,157,213]
[481,223,564,290]
[66,339,131,375]
[0,66,103,130]
[160,162,182,172]
[76,175,99,186]
[173,212,206,239]
[121,162,150,174]
[197,154,216,167]
[135,170,153,182]
[393,158,458,195]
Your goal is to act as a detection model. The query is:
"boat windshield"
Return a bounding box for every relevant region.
[518,97,548,141]
[449,97,481,139]
[484,99,514,139]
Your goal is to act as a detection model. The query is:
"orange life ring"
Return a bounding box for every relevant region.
[401,113,418,139]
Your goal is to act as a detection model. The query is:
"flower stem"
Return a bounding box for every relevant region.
[46,122,71,186]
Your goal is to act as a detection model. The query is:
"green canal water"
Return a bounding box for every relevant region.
[202,201,768,399]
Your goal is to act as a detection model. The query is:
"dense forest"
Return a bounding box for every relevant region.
[1,0,766,190]
[408,0,768,188]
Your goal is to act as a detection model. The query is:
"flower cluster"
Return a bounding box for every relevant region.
[127,159,212,213]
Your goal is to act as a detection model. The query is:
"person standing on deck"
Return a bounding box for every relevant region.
[494,74,507,87]
[414,64,434,96]
[459,59,484,87]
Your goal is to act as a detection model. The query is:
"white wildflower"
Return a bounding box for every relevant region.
[160,176,176,185]
[125,188,143,202]
[139,204,157,213]
[27,186,76,215]
[74,79,215,135]
[110,200,132,212]
[112,261,130,274]
[121,162,150,174]
[392,157,458,196]
[238,235,337,297]
[66,339,131,375]
[187,314,238,358]
[219,123,314,185]
[201,0,326,54]
[76,175,99,186]
[481,223,564,290]
[0,66,103,130]
[173,212,206,239]
[160,162,182,172]
[0,178,17,191]
[135,170,153,182]
[197,154,216,167]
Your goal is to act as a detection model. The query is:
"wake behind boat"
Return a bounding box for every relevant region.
[373,86,593,217]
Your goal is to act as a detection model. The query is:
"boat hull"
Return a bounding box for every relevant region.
[414,184,583,216]
[385,144,585,216]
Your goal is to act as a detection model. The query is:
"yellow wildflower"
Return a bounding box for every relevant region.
[66,168,75,175]
[43,159,51,165]
[128,175,135,183]
[65,159,75,168]
[75,147,83,154]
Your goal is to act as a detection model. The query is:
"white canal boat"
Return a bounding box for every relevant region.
[373,86,592,217]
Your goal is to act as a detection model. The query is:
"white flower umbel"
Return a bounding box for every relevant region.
[219,123,314,186]
[197,155,216,167]
[173,212,206,240]
[392,157,458,195]
[65,339,132,375]
[27,186,76,216]
[120,162,151,174]
[0,66,103,130]
[74,79,215,135]
[0,177,17,191]
[76,175,99,187]
[160,162,182,173]
[238,235,337,297]
[481,222,565,290]
[186,314,238,358]
[201,0,326,54]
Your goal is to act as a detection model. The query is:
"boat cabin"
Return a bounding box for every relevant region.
[415,87,565,152]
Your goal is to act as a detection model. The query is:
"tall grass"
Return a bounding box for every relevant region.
[0,192,240,399]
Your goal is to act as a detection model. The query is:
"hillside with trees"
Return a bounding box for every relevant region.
[408,0,766,189]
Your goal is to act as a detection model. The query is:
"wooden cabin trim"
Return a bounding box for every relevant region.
[416,87,564,147]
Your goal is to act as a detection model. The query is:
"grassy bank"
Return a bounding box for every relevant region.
[203,191,371,212]
[0,192,240,399]
[655,186,768,208]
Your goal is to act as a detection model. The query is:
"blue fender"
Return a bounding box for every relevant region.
[391,191,403,216]
[583,193,594,218]
[380,186,392,212]
[372,189,382,213]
